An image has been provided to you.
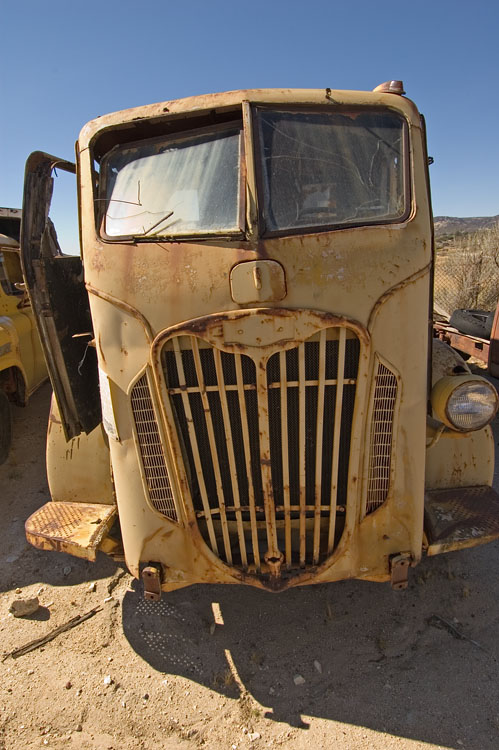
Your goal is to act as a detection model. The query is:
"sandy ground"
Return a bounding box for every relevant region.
[2,382,499,750]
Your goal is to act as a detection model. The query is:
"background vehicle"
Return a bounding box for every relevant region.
[434,304,499,376]
[20,82,499,598]
[0,207,46,463]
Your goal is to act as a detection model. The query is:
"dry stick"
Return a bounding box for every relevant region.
[2,606,103,661]
[427,614,485,651]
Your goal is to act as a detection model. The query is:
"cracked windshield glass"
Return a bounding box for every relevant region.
[102,128,242,239]
[257,109,407,233]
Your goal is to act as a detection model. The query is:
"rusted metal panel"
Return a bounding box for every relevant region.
[25,502,117,561]
[425,486,499,555]
[434,322,490,365]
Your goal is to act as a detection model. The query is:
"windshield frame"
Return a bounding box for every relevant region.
[97,120,246,243]
[253,104,411,238]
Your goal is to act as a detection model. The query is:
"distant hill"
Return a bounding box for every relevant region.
[434,215,499,236]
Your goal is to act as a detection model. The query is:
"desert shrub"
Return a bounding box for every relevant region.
[434,223,499,315]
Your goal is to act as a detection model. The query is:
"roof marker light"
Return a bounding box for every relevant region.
[373,80,405,95]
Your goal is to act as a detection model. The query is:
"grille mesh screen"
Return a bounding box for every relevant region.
[366,362,398,514]
[130,374,177,522]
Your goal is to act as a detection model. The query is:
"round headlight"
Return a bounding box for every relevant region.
[431,375,498,432]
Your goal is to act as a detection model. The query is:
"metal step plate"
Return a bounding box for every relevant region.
[425,486,499,556]
[25,502,117,561]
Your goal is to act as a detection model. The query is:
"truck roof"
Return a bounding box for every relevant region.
[79,86,421,152]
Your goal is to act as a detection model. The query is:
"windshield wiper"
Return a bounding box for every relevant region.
[134,210,175,237]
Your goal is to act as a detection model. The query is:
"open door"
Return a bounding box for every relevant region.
[21,151,101,440]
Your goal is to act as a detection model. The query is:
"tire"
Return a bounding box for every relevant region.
[0,390,12,465]
[449,309,495,340]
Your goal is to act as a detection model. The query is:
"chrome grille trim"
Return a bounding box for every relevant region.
[162,326,361,572]
[130,374,178,522]
[366,361,398,514]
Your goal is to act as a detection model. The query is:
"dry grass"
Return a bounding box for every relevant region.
[434,224,499,314]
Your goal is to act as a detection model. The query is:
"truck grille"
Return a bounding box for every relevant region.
[161,326,360,572]
[366,362,398,514]
[130,373,177,522]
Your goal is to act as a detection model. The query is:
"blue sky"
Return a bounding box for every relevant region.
[1,0,498,248]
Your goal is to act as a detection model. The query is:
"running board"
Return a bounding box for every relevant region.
[425,486,499,556]
[25,502,117,561]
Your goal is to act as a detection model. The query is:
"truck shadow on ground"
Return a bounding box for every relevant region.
[122,546,499,749]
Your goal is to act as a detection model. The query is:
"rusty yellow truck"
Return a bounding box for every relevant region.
[20,81,499,598]
[0,207,46,463]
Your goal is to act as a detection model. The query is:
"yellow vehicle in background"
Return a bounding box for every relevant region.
[20,82,499,598]
[0,207,46,463]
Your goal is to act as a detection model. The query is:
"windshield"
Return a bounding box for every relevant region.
[256,108,407,234]
[0,253,22,296]
[101,127,242,239]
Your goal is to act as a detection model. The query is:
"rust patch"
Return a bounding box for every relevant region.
[425,486,499,555]
[25,502,117,562]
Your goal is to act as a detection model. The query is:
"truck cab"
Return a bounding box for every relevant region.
[20,82,499,596]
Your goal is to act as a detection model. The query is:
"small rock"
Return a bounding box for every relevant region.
[63,566,72,576]
[242,728,248,735]
[293,674,305,686]
[314,660,322,674]
[121,701,126,708]
[143,693,149,700]
[75,724,82,732]
[15,588,22,594]
[65,681,72,690]
[9,597,39,618]
[269,687,275,695]
[37,587,44,595]
[76,689,82,697]
[103,596,113,603]
[103,676,113,686]
[89,582,97,592]
[27,670,35,676]
[248,732,261,741]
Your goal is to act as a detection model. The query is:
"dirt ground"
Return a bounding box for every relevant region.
[2,383,499,750]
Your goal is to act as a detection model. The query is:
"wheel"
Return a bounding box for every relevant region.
[0,390,12,465]
[449,309,495,339]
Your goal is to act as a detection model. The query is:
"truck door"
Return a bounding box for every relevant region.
[21,151,101,439]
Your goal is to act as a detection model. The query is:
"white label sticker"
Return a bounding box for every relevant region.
[98,367,119,441]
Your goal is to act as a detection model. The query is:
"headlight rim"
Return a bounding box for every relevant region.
[431,374,498,433]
